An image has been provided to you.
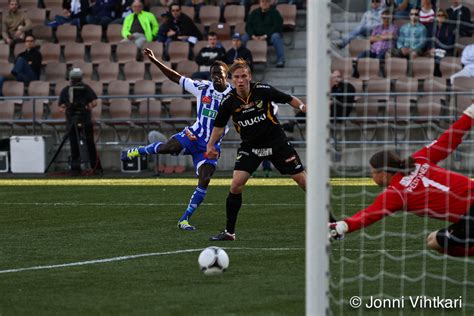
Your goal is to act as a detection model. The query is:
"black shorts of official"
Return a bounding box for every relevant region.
[436,204,474,248]
[233,141,305,176]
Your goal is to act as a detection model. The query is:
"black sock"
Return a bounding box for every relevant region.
[226,192,242,234]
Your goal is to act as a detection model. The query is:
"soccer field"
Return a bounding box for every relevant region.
[0,179,472,315]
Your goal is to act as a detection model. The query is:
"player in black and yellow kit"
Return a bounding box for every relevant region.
[206,59,307,241]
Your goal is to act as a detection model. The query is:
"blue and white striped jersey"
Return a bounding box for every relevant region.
[179,77,232,143]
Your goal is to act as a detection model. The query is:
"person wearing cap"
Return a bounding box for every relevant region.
[121,0,159,49]
[225,33,253,70]
[58,68,102,175]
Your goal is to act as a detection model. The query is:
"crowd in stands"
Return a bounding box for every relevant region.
[0,0,301,99]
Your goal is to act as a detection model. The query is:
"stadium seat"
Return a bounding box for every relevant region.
[246,40,267,64]
[223,5,245,27]
[384,57,408,79]
[27,8,47,26]
[180,6,195,21]
[416,95,443,118]
[366,78,391,102]
[90,42,111,63]
[451,95,474,114]
[276,4,297,31]
[97,62,119,82]
[47,6,63,21]
[55,24,78,43]
[160,81,183,103]
[176,60,198,78]
[2,81,25,103]
[356,58,380,80]
[133,79,156,103]
[331,57,354,79]
[199,5,220,27]
[82,80,103,97]
[233,22,245,35]
[44,100,66,141]
[136,99,163,133]
[150,6,168,25]
[105,24,123,43]
[39,42,61,64]
[63,42,86,64]
[43,0,61,8]
[28,80,50,105]
[123,61,146,83]
[142,42,164,60]
[44,61,67,82]
[0,61,12,77]
[209,23,232,40]
[348,39,370,57]
[81,24,102,45]
[0,45,10,64]
[32,25,54,43]
[394,78,419,101]
[168,41,190,64]
[149,61,171,83]
[107,80,130,102]
[167,98,193,131]
[439,57,462,78]
[411,57,435,79]
[0,100,16,135]
[116,42,138,63]
[193,40,208,57]
[53,80,69,97]
[71,61,94,80]
[17,99,44,131]
[221,40,233,52]
[105,98,133,142]
[423,77,448,101]
[13,42,26,59]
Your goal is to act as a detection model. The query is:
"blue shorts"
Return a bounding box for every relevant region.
[173,129,221,175]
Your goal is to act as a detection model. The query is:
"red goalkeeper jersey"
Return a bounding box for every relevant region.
[345,114,474,233]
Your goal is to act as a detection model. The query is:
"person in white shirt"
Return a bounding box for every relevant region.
[450,44,474,82]
[334,0,384,49]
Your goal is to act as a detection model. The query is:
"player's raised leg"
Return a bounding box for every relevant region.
[121,137,183,161]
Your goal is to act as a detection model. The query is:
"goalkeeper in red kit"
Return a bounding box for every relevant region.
[330,103,474,257]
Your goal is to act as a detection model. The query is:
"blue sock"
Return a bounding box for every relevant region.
[139,142,162,155]
[179,186,207,221]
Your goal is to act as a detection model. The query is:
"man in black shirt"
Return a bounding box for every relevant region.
[330,69,355,120]
[205,59,307,241]
[58,68,102,175]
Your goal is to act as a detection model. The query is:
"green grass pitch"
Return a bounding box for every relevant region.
[0,180,472,315]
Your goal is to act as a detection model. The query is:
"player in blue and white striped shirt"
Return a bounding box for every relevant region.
[121,48,232,231]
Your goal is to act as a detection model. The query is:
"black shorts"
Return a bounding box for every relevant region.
[436,204,474,248]
[233,141,305,175]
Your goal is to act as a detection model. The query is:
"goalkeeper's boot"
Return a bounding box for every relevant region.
[209,230,235,241]
[121,147,142,161]
[177,220,196,231]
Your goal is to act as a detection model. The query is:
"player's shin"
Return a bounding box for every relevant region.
[225,192,242,234]
[179,186,207,221]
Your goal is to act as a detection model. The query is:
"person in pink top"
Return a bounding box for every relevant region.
[330,103,474,257]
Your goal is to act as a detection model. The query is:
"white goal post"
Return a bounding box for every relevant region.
[306,0,331,315]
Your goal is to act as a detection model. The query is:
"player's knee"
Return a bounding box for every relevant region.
[426,231,442,251]
[230,183,244,194]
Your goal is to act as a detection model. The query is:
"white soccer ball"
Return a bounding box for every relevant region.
[198,246,229,275]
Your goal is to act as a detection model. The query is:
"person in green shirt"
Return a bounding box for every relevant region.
[121,0,159,49]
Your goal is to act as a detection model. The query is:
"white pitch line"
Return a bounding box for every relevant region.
[0,202,304,207]
[0,247,303,274]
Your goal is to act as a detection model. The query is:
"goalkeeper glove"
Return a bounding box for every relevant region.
[328,221,349,240]
[463,103,474,118]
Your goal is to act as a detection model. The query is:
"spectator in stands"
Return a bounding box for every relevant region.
[86,0,119,27]
[192,32,226,80]
[49,0,90,27]
[426,9,456,58]
[0,34,41,96]
[111,0,133,24]
[333,0,383,50]
[419,0,435,26]
[121,0,159,49]
[451,44,474,82]
[225,33,254,70]
[390,8,427,60]
[243,0,286,68]
[446,0,473,37]
[330,69,356,120]
[2,0,32,46]
[387,0,419,18]
[355,9,398,61]
[158,4,202,59]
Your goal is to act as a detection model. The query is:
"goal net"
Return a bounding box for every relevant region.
[313,0,474,314]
